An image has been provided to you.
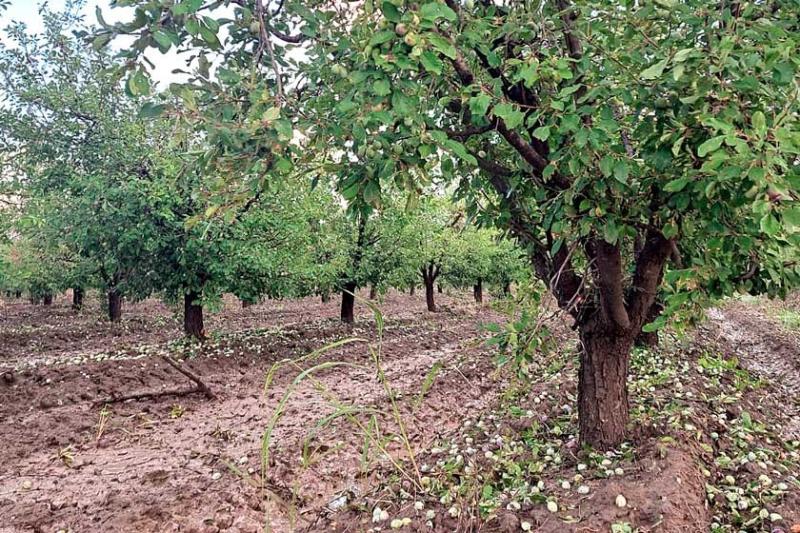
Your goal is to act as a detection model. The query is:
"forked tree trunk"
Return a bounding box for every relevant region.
[107,289,122,322]
[425,279,436,311]
[42,293,53,306]
[473,279,483,304]
[184,291,205,339]
[340,282,356,324]
[72,287,84,310]
[578,326,635,449]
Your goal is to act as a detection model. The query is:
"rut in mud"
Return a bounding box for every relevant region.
[706,296,800,440]
[0,291,503,532]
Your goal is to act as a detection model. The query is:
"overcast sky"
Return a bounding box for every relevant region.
[1,0,189,86]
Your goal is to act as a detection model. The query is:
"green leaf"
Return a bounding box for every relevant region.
[751,111,767,138]
[613,161,628,184]
[599,155,614,177]
[372,79,391,96]
[391,92,413,115]
[91,33,112,51]
[262,106,281,122]
[469,93,492,117]
[697,135,726,157]
[420,51,443,75]
[493,103,524,129]
[369,30,396,46]
[126,69,150,97]
[663,177,690,192]
[420,3,457,22]
[153,30,174,51]
[532,126,550,141]
[380,2,401,22]
[172,0,203,15]
[640,60,668,80]
[783,207,800,229]
[363,180,381,205]
[427,34,456,59]
[603,220,619,244]
[138,102,166,118]
[760,214,779,235]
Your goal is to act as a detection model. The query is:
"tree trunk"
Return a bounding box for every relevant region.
[340,282,356,324]
[72,287,84,310]
[15,290,22,298]
[437,283,443,294]
[369,284,377,300]
[321,291,330,303]
[424,278,436,312]
[503,282,511,296]
[107,289,122,322]
[635,301,663,348]
[409,285,415,296]
[473,278,483,304]
[578,327,635,449]
[184,291,205,339]
[42,293,53,306]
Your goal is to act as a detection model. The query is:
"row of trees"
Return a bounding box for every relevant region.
[90,0,800,450]
[0,7,527,336]
[3,0,799,449]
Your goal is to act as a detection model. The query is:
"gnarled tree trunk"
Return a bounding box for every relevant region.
[421,262,439,312]
[107,289,122,322]
[578,326,635,448]
[184,291,205,339]
[72,287,84,310]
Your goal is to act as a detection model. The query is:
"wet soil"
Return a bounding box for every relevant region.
[1,292,799,532]
[0,290,503,532]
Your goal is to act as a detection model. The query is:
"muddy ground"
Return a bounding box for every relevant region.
[1,291,799,532]
[1,290,505,532]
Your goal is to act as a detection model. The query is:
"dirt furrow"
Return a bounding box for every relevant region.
[707,301,800,439]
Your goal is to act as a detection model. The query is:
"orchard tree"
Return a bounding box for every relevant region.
[301,0,800,448]
[105,0,800,448]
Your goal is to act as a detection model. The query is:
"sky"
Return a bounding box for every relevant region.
[1,0,188,86]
